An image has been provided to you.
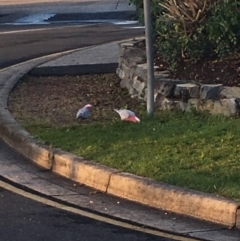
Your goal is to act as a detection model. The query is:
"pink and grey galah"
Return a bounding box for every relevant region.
[76,104,92,119]
[113,108,140,123]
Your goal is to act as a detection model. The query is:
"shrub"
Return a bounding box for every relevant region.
[129,0,240,67]
[129,0,160,29]
[205,1,240,57]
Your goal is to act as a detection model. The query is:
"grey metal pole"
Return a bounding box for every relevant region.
[143,0,155,116]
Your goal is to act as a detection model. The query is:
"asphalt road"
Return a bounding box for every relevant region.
[0,187,171,241]
[0,23,143,69]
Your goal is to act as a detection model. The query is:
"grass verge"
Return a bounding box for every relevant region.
[22,110,240,201]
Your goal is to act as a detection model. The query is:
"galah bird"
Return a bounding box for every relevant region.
[76,104,92,119]
[113,109,140,123]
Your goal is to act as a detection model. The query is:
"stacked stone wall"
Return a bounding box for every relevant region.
[116,38,240,117]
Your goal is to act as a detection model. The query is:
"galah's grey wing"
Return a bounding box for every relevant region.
[114,109,128,119]
[126,109,136,117]
[76,108,83,118]
[117,109,136,119]
[76,107,90,119]
[119,109,136,118]
[82,109,90,118]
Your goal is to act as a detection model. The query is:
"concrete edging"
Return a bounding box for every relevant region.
[0,46,240,228]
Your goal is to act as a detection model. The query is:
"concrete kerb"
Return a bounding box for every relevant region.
[0,44,240,228]
[107,172,240,227]
[52,150,119,192]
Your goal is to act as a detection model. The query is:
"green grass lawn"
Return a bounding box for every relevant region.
[23,110,240,201]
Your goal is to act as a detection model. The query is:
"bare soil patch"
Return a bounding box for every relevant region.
[8,73,144,126]
[155,54,240,87]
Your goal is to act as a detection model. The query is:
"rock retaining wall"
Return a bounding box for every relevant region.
[116,38,240,117]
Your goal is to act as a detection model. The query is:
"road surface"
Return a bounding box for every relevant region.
[0,186,175,241]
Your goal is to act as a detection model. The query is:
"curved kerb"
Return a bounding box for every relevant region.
[0,48,240,228]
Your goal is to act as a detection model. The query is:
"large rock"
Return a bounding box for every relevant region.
[119,38,145,48]
[155,79,186,97]
[116,68,125,79]
[129,87,138,97]
[134,63,147,81]
[187,98,240,117]
[200,84,223,99]
[134,63,159,82]
[219,86,240,99]
[175,101,189,112]
[211,98,240,116]
[154,94,176,110]
[121,47,146,67]
[132,76,145,97]
[118,42,138,57]
[120,78,132,89]
[120,63,135,80]
[174,83,200,98]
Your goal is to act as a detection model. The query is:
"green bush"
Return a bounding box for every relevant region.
[129,0,240,67]
[205,1,240,57]
[129,0,160,30]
